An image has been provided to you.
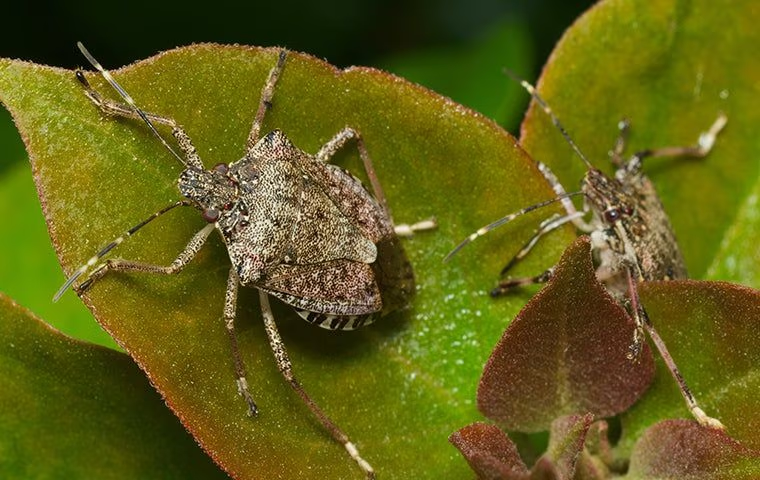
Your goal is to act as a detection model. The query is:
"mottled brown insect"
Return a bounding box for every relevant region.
[55,43,433,478]
[447,75,727,429]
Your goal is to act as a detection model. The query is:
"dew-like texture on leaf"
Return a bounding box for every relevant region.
[520,0,760,285]
[0,45,565,478]
[620,280,760,453]
[449,422,529,480]
[627,420,760,479]
[0,293,227,479]
[478,237,654,432]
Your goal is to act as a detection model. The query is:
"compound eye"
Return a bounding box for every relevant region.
[202,207,220,223]
[604,207,621,223]
[212,163,229,174]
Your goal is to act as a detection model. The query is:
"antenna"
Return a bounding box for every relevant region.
[504,68,595,170]
[53,200,190,301]
[444,191,583,262]
[76,42,187,167]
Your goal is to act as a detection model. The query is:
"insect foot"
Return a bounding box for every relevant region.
[447,72,727,430]
[55,43,433,478]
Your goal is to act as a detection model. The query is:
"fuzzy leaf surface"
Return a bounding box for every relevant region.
[478,237,654,432]
[0,45,564,478]
[0,293,226,479]
[449,422,529,480]
[627,420,760,479]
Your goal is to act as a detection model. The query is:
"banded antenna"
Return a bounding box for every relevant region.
[444,191,583,261]
[445,71,596,262]
[76,42,187,167]
[53,200,191,301]
[502,68,595,170]
[54,44,198,301]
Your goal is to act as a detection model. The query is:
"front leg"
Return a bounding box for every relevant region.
[499,211,584,277]
[75,58,204,170]
[246,50,287,150]
[76,224,215,294]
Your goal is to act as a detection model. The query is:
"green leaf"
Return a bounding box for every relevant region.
[0,45,562,478]
[621,280,760,453]
[705,180,760,286]
[0,292,227,479]
[521,0,760,284]
[0,106,110,348]
[516,0,760,462]
[0,157,115,349]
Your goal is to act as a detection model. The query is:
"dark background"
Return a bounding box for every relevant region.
[2,0,593,71]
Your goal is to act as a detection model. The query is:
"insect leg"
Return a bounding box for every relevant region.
[491,162,592,286]
[316,127,389,213]
[316,127,436,236]
[492,162,594,278]
[258,291,375,479]
[246,50,287,150]
[75,223,215,295]
[76,69,175,126]
[392,218,438,237]
[536,161,595,232]
[608,118,631,168]
[490,266,556,297]
[625,269,724,429]
[499,212,584,276]
[623,114,727,174]
[223,267,258,415]
[54,201,192,301]
[75,68,203,169]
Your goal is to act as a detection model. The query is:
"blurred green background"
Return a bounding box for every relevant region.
[0,0,594,348]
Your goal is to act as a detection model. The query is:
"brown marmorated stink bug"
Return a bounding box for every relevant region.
[446,74,728,429]
[54,43,435,478]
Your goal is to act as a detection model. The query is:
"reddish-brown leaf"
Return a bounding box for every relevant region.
[478,237,654,431]
[628,419,760,479]
[449,422,530,480]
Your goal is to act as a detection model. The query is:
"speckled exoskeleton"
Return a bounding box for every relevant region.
[55,43,434,479]
[447,75,727,430]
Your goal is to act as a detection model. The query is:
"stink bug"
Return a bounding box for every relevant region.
[55,43,434,478]
[447,73,727,429]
